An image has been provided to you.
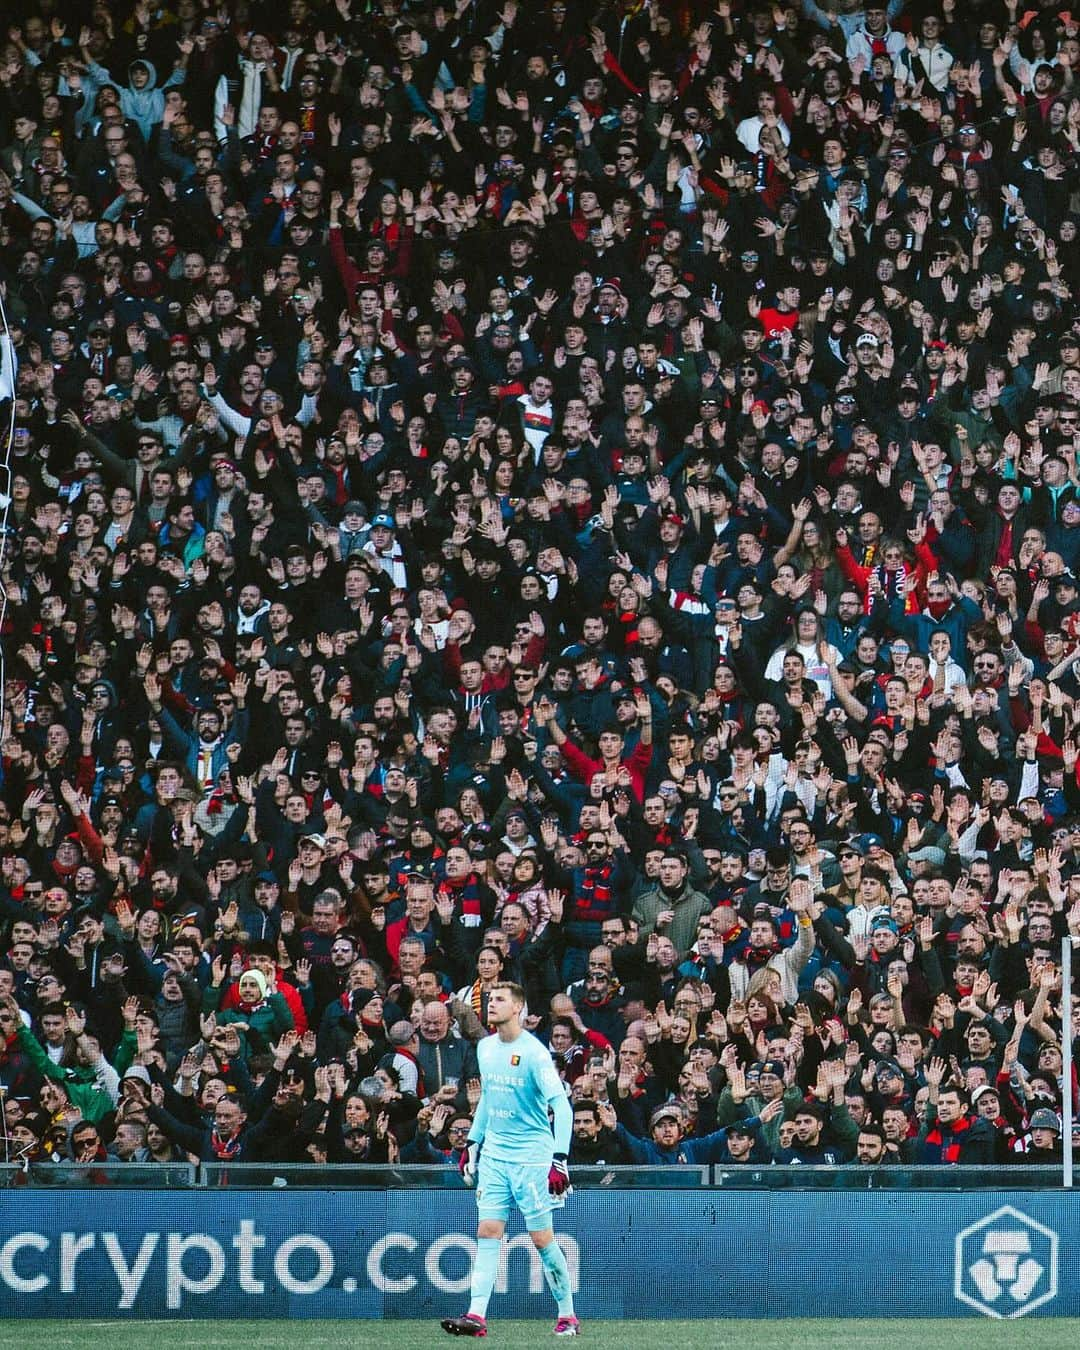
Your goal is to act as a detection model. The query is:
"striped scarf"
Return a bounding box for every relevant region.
[469,979,488,1026]
[211,1127,243,1160]
[868,563,917,614]
[921,1112,974,1163]
[573,864,614,923]
[439,874,484,926]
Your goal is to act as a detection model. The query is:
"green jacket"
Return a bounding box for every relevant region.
[632,882,711,955]
[928,396,1003,459]
[18,1025,130,1124]
[716,1084,804,1159]
[202,983,293,1050]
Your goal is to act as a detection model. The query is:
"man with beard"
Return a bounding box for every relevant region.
[147,1033,299,1160]
[727,879,816,1003]
[569,1100,631,1164]
[917,1060,998,1164]
[632,853,711,957]
[568,946,626,1049]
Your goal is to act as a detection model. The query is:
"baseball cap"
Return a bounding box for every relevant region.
[299,833,327,851]
[388,1020,417,1046]
[908,845,947,867]
[371,512,395,529]
[650,1103,683,1128]
[971,1084,999,1104]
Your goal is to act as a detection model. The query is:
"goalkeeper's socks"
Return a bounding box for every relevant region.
[468,1238,501,1319]
[539,1238,575,1318]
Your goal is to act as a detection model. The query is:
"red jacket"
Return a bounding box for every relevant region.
[559,737,653,802]
[329,224,415,314]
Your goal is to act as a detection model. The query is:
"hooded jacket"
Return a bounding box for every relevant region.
[203,973,294,1050]
[90,60,186,141]
[17,1025,127,1123]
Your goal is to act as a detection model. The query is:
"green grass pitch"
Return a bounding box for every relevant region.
[4,1321,1080,1349]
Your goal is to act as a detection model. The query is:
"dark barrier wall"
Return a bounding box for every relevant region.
[1,1189,1079,1320]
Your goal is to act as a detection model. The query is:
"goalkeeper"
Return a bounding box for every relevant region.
[441,981,579,1339]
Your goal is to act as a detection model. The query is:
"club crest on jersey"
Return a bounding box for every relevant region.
[510,1055,521,1065]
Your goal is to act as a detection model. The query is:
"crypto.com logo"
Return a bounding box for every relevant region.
[955,1206,1058,1319]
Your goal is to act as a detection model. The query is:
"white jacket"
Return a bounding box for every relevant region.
[728,918,815,1005]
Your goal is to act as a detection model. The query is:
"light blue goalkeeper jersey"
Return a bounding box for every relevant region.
[470,1029,573,1164]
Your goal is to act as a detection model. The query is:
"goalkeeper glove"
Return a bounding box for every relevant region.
[459,1139,479,1188]
[548,1154,571,1197]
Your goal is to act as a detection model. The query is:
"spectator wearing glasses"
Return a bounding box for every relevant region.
[8,0,1080,1190]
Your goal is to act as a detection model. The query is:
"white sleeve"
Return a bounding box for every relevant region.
[207,390,252,437]
[213,74,230,143]
[92,1051,122,1106]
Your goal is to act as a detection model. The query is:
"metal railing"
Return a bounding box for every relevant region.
[0,1162,197,1187]
[710,1164,1067,1190]
[199,1162,710,1188]
[0,1161,1066,1189]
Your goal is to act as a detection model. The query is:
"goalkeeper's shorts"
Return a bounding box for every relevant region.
[476,1154,564,1229]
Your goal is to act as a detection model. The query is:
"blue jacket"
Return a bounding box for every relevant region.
[614,1116,764,1165]
[159,705,250,784]
[889,593,981,656]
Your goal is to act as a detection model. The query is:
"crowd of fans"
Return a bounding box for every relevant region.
[1,0,1079,1178]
